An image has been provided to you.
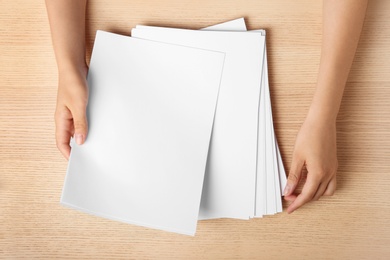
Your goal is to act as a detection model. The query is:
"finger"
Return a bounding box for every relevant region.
[283,156,305,196]
[55,108,74,160]
[323,176,337,196]
[70,103,88,145]
[57,137,71,160]
[312,181,329,201]
[286,174,320,214]
[283,194,297,202]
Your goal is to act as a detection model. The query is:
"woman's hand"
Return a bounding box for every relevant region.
[45,0,88,159]
[55,66,89,160]
[281,0,368,214]
[283,114,338,213]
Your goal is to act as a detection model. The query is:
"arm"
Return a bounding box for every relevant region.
[45,0,88,160]
[283,0,368,213]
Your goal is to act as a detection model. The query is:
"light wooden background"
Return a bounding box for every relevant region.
[1,0,389,259]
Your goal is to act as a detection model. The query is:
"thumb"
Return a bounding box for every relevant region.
[72,106,88,145]
[284,155,304,196]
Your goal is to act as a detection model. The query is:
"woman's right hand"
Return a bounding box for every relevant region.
[55,65,89,160]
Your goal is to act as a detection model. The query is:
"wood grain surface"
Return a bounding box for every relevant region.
[1,0,389,259]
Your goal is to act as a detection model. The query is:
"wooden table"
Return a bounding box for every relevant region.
[1,0,389,259]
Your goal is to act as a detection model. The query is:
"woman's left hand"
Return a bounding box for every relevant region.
[283,114,338,213]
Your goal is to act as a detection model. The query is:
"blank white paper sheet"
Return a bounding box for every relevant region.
[61,30,225,236]
[132,26,265,220]
[203,20,287,217]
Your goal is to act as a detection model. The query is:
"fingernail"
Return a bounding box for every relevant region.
[283,185,290,196]
[75,134,84,145]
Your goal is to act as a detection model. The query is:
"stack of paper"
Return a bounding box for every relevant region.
[61,18,287,236]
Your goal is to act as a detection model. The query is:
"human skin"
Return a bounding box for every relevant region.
[45,0,368,213]
[283,0,368,213]
[46,0,88,159]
